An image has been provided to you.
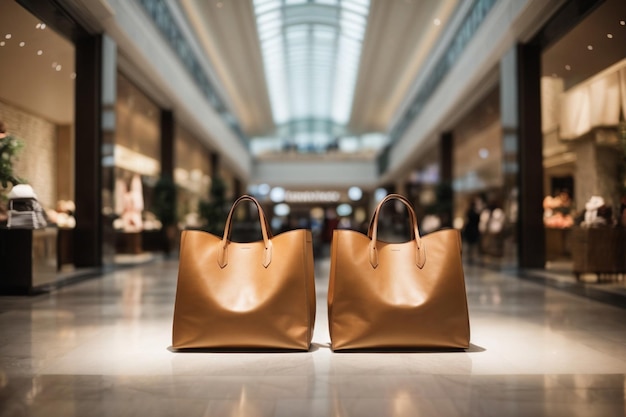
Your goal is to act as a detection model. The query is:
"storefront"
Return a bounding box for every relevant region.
[0,0,241,293]
[450,87,517,266]
[540,0,626,280]
[110,72,162,258]
[0,0,77,290]
[402,149,444,234]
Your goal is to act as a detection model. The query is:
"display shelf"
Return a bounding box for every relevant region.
[0,227,57,294]
[115,231,142,254]
[571,227,626,281]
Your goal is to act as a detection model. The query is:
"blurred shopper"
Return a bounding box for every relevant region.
[479,197,506,258]
[463,195,484,264]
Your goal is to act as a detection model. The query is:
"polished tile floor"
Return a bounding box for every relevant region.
[1,258,626,417]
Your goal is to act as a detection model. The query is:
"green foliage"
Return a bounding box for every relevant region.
[0,135,24,189]
[425,181,454,227]
[199,176,229,234]
[153,174,178,226]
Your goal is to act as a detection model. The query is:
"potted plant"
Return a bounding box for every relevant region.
[0,122,24,223]
[153,174,178,255]
[199,176,229,235]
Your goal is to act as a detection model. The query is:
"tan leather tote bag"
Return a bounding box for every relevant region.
[172,195,316,351]
[328,194,470,351]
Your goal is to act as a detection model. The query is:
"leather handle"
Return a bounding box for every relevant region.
[367,194,418,239]
[368,194,425,269]
[218,195,273,269]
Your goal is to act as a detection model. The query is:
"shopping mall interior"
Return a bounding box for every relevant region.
[1,0,626,415]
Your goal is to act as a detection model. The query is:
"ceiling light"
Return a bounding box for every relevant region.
[35,23,41,29]
[19,41,25,47]
[587,45,593,51]
[55,65,62,71]
[565,64,571,70]
[374,188,388,202]
[348,186,363,201]
[274,203,290,217]
[0,41,4,47]
[621,20,625,26]
[336,203,352,217]
[70,72,76,79]
[253,0,370,128]
[258,183,270,195]
[270,187,286,203]
[40,23,46,29]
[37,50,43,55]
[433,18,441,26]
[607,33,613,39]
[5,34,11,39]
[478,148,489,159]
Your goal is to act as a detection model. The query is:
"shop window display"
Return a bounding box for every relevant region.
[114,174,144,233]
[174,126,211,231]
[540,0,626,280]
[543,191,574,229]
[570,194,626,281]
[543,190,574,262]
[47,200,76,229]
[112,172,167,255]
[114,73,161,256]
[0,118,59,291]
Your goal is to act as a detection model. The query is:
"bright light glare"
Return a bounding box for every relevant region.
[252,0,370,128]
[348,186,363,201]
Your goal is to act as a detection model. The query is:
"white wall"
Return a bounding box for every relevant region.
[70,0,252,179]
[381,0,566,184]
[253,159,379,189]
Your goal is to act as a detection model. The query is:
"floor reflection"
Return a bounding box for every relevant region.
[0,258,626,417]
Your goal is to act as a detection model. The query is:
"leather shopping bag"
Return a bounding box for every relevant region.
[328,194,470,351]
[172,195,316,351]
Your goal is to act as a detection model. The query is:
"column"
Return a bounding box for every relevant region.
[233,178,243,198]
[160,110,175,179]
[439,132,453,228]
[515,43,545,268]
[210,152,220,180]
[73,34,104,267]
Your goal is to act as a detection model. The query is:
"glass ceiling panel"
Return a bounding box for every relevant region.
[253,0,370,133]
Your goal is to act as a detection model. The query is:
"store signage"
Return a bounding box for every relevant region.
[284,190,341,203]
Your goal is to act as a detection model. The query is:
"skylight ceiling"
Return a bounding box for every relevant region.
[253,0,370,140]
